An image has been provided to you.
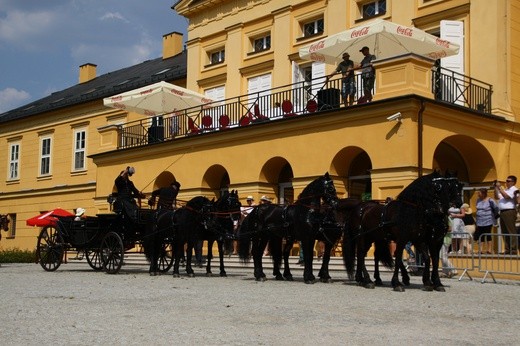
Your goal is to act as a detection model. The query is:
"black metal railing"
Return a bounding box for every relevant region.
[118,68,493,149]
[432,66,493,113]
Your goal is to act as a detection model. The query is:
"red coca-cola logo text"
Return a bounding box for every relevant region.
[171,89,184,96]
[351,27,369,38]
[428,51,447,59]
[397,26,413,36]
[435,38,450,48]
[309,40,325,53]
[310,53,325,62]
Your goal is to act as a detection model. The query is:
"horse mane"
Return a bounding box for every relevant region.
[298,173,330,199]
[397,171,442,209]
[186,196,211,210]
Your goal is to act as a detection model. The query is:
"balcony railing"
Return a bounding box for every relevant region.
[118,68,493,149]
[432,66,493,113]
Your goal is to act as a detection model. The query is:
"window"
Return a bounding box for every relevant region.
[253,35,271,52]
[73,129,86,171]
[7,214,16,238]
[8,143,20,180]
[362,0,386,18]
[210,49,225,65]
[40,136,52,176]
[303,18,324,37]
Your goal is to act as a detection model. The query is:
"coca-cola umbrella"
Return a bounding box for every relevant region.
[26,208,74,227]
[299,19,460,65]
[103,81,214,116]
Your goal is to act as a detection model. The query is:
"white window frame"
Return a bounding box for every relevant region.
[8,142,20,180]
[39,136,52,176]
[302,18,324,37]
[253,35,271,53]
[360,0,386,19]
[73,128,87,171]
[209,49,225,65]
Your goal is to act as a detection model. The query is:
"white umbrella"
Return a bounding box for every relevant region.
[103,81,214,116]
[299,19,460,65]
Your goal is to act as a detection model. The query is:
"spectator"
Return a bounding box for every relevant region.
[474,188,498,254]
[328,52,356,106]
[448,203,466,253]
[494,176,518,254]
[74,208,86,221]
[461,203,475,254]
[236,196,256,255]
[148,181,180,211]
[358,46,376,102]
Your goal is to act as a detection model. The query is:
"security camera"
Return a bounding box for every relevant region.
[386,112,402,122]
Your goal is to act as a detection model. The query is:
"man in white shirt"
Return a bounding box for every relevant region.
[495,175,518,254]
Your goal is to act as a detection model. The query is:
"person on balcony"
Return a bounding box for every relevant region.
[358,46,376,103]
[328,52,356,107]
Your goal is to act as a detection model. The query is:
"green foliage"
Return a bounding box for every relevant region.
[0,248,36,263]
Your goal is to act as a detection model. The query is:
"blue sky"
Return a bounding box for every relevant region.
[0,0,188,113]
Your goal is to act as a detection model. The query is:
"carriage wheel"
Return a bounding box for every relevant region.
[100,232,124,274]
[157,242,174,273]
[36,226,64,272]
[85,248,104,271]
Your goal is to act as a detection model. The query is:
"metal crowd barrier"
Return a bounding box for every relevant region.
[406,232,520,284]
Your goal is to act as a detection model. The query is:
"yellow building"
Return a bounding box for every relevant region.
[1,0,519,252]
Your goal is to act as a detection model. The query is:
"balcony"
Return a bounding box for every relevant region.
[116,59,493,150]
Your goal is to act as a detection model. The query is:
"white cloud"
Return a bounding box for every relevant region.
[0,10,55,47]
[100,11,128,23]
[0,88,30,113]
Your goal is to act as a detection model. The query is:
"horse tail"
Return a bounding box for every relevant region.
[237,214,253,262]
[374,239,394,269]
[342,224,356,276]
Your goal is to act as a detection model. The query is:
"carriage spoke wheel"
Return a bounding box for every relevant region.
[157,242,174,273]
[100,232,124,274]
[36,226,64,272]
[85,248,104,271]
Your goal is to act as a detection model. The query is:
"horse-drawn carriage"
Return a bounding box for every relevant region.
[36,205,173,274]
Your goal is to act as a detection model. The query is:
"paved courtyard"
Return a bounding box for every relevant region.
[1,262,519,345]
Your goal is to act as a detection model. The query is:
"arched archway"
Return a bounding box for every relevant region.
[433,135,496,184]
[260,157,293,204]
[202,164,230,197]
[330,146,373,199]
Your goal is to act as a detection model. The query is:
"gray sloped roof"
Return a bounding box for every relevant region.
[0,51,187,123]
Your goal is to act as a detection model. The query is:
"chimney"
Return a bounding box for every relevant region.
[163,32,183,59]
[79,63,97,84]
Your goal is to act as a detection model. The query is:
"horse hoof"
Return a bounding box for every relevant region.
[275,275,284,281]
[365,282,375,289]
[403,278,411,286]
[320,277,332,283]
[255,277,266,282]
[284,275,294,281]
[434,286,446,292]
[206,272,212,277]
[149,272,157,276]
[304,279,316,284]
[393,286,405,292]
[172,273,180,278]
[422,286,434,292]
[375,280,384,286]
[220,273,227,277]
[188,273,195,278]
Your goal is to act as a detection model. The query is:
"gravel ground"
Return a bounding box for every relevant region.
[1,262,520,345]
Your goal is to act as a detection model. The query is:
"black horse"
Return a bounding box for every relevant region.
[238,172,340,284]
[143,208,176,276]
[198,190,241,277]
[342,200,396,288]
[169,196,214,277]
[391,170,462,292]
